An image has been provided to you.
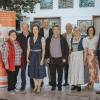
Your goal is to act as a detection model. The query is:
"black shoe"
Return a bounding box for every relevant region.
[19,87,26,94]
[96,91,100,94]
[56,84,58,87]
[20,87,25,91]
[63,83,69,86]
[49,82,52,86]
[58,87,62,91]
[56,83,62,87]
[77,86,81,92]
[71,85,76,90]
[51,87,56,91]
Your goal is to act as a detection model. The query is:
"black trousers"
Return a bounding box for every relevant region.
[64,63,69,84]
[49,58,63,88]
[7,66,19,91]
[21,63,34,89]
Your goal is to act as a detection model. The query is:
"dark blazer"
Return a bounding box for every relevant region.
[97,35,100,56]
[46,35,69,61]
[97,35,100,68]
[17,32,31,63]
[40,27,53,37]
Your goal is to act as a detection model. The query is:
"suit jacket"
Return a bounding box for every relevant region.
[40,27,53,38]
[97,35,100,57]
[97,35,100,68]
[46,35,69,62]
[17,32,31,63]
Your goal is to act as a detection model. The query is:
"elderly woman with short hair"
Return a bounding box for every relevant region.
[2,30,23,94]
[68,26,84,92]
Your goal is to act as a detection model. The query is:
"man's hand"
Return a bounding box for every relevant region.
[47,58,50,64]
[62,59,66,63]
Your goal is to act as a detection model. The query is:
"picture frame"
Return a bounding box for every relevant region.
[93,16,100,35]
[34,17,61,29]
[77,20,93,34]
[40,0,53,9]
[79,0,95,7]
[58,0,73,8]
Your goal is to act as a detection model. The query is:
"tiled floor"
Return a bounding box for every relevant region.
[1,68,100,100]
[0,86,100,100]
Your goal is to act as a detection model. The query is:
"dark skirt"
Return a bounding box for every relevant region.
[28,52,46,79]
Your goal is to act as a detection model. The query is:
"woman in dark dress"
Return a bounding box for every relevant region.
[27,24,46,93]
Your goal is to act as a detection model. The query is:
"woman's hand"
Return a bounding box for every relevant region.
[27,58,30,64]
[6,65,9,70]
[40,60,44,66]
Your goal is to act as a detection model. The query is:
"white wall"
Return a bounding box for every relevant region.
[18,0,100,88]
[22,0,100,33]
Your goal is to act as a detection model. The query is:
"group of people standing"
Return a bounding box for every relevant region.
[0,18,100,95]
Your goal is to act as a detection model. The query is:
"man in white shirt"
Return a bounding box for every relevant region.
[63,23,73,86]
[40,19,53,85]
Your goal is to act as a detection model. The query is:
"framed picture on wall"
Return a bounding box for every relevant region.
[93,16,100,35]
[40,0,53,9]
[79,0,95,7]
[58,0,73,8]
[34,17,61,29]
[77,20,93,34]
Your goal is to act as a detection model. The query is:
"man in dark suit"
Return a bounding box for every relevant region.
[40,19,53,38]
[17,22,34,92]
[46,25,69,91]
[40,19,53,85]
[62,23,73,86]
[96,34,100,94]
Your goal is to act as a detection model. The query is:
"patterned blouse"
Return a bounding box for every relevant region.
[2,41,22,68]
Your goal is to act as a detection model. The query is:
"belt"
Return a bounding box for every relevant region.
[30,49,41,52]
[51,57,62,59]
